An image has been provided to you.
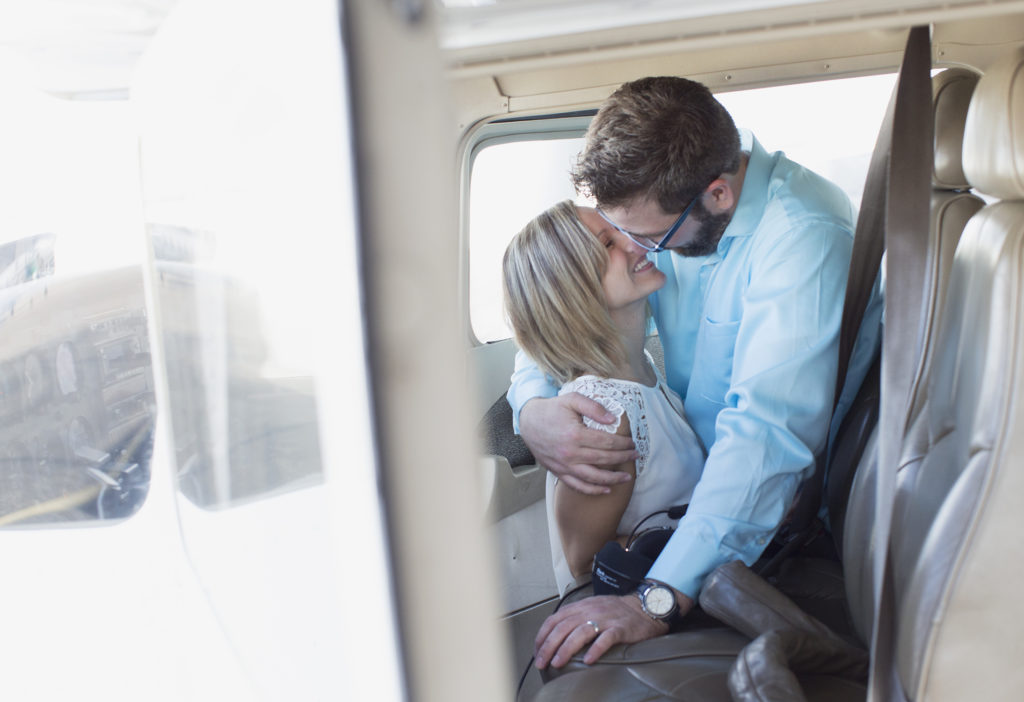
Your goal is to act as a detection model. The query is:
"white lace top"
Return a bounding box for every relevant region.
[545,353,706,595]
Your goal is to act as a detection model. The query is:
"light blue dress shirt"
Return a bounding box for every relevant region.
[508,131,857,598]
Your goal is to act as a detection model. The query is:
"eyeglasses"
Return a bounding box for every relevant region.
[595,196,698,253]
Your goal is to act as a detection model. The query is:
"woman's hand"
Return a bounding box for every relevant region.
[519,393,637,495]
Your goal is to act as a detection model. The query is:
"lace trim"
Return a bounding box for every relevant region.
[560,375,650,475]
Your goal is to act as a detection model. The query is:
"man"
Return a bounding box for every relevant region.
[507,76,857,669]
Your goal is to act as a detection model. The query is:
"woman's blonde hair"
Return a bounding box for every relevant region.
[502,200,626,385]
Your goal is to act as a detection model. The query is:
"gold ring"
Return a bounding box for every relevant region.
[586,620,600,635]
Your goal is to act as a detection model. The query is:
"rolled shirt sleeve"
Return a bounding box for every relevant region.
[507,349,558,433]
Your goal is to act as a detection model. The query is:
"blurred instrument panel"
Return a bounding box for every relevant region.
[0,258,154,526]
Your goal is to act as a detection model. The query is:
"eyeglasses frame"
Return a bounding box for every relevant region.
[595,195,700,253]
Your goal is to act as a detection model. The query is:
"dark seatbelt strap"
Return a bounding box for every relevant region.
[868,25,933,701]
[772,27,920,552]
[834,96,890,403]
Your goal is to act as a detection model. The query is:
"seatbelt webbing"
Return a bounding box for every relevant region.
[834,105,889,404]
[784,28,914,545]
[868,25,933,702]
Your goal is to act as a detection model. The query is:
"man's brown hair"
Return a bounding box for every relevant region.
[572,76,741,212]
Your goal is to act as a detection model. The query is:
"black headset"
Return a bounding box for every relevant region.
[591,504,687,596]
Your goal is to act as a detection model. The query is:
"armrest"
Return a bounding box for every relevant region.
[698,561,841,643]
[699,562,867,702]
[480,454,546,523]
[729,629,868,702]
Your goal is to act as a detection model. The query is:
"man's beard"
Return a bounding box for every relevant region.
[672,199,730,257]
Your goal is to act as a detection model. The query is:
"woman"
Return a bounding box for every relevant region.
[503,199,705,595]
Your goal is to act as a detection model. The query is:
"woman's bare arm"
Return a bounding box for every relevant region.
[553,414,637,578]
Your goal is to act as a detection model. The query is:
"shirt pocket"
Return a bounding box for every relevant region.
[691,317,740,407]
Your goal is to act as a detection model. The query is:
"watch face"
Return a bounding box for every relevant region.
[644,584,675,617]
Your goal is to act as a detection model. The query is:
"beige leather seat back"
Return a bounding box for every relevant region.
[888,48,1024,701]
[889,68,983,617]
[913,67,986,414]
[841,67,984,650]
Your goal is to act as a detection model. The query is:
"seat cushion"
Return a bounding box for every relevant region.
[534,628,746,702]
[532,627,866,702]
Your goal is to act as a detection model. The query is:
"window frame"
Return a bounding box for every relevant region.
[460,113,594,346]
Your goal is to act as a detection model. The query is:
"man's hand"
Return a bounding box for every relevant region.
[519,393,636,495]
[533,591,694,668]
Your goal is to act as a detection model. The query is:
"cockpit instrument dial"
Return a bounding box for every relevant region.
[56,342,78,395]
[22,353,49,409]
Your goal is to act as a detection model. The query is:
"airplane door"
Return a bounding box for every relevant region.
[134,0,404,699]
[134,0,509,700]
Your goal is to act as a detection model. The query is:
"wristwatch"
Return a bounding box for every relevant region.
[636,579,679,624]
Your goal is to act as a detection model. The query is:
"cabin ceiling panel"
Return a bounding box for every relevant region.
[933,14,1024,70]
[451,11,1024,125]
[492,27,907,100]
[443,0,1024,77]
[501,50,906,116]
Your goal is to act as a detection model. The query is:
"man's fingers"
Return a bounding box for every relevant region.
[537,421,632,456]
[540,437,634,472]
[582,631,619,665]
[556,472,611,496]
[540,619,604,669]
[534,609,565,652]
[564,392,617,425]
[558,467,631,495]
[550,623,600,668]
[534,616,577,668]
[570,443,637,465]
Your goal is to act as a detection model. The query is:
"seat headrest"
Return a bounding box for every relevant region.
[963,46,1024,199]
[932,68,980,190]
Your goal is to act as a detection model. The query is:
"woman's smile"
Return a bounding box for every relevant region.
[575,206,666,310]
[633,258,655,274]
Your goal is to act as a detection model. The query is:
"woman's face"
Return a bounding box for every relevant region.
[577,206,666,311]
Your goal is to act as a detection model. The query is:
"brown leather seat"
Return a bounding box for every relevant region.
[533,628,746,701]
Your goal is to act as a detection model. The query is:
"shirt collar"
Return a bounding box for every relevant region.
[720,129,769,241]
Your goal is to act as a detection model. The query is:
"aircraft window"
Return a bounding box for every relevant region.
[469,135,587,343]
[467,73,897,344]
[133,5,358,512]
[151,224,325,510]
[0,91,154,527]
[714,72,897,209]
